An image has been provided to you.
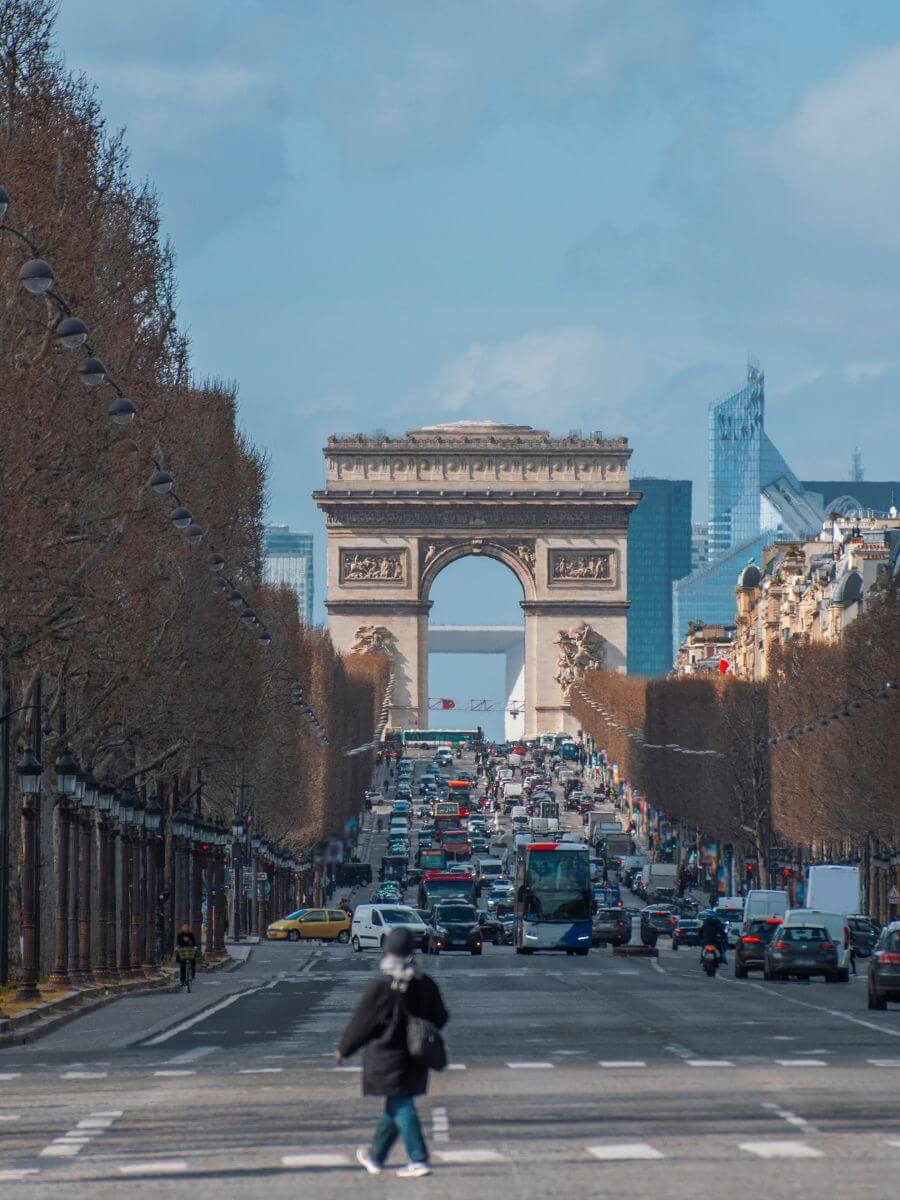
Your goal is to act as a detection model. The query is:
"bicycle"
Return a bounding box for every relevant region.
[175,945,198,992]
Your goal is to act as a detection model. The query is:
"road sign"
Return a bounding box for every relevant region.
[889,886,899,904]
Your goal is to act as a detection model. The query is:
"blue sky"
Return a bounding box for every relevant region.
[56,1,900,735]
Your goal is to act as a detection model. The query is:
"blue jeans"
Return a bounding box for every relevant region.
[371,1096,428,1165]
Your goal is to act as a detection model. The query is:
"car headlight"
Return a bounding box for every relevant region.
[577,934,590,940]
[525,932,538,940]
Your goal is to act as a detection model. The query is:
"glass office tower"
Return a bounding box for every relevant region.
[628,478,692,676]
[263,525,314,623]
[672,365,823,657]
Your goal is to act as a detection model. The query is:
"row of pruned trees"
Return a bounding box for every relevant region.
[571,584,898,895]
[0,1,384,980]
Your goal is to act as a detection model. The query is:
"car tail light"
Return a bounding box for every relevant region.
[879,953,900,965]
[741,936,761,944]
[773,940,789,951]
[819,941,835,950]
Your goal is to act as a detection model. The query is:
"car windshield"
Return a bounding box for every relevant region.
[677,919,700,928]
[848,918,873,931]
[436,905,477,923]
[880,931,900,952]
[381,909,422,925]
[284,910,307,921]
[782,927,828,942]
[596,909,625,920]
[747,921,779,940]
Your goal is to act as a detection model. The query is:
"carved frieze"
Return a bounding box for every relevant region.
[419,538,537,580]
[340,548,408,585]
[323,504,631,530]
[548,549,616,586]
[350,625,397,655]
[554,621,607,695]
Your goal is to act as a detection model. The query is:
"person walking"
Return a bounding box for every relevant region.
[337,927,449,1179]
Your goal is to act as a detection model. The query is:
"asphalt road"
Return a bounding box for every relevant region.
[2,749,899,1197]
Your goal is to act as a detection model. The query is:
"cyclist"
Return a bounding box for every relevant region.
[175,923,198,989]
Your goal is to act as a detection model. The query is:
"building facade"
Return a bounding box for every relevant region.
[263,525,314,623]
[691,522,709,573]
[732,515,900,679]
[627,478,692,677]
[673,621,736,676]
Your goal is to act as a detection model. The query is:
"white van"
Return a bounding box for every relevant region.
[781,908,852,978]
[743,889,789,923]
[350,904,428,952]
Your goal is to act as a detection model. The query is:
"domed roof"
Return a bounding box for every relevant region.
[831,569,863,607]
[737,561,761,589]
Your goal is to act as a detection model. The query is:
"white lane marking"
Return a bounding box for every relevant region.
[333,1065,362,1072]
[0,1073,22,1081]
[772,1036,798,1041]
[740,1141,822,1158]
[40,1143,82,1157]
[761,1102,818,1133]
[91,1110,123,1117]
[887,1139,900,1149]
[435,1149,507,1164]
[60,1071,107,1079]
[447,1063,467,1070]
[119,1161,188,1175]
[599,1060,646,1068]
[77,1117,116,1129]
[239,1068,284,1075]
[869,1059,900,1067]
[650,960,666,975]
[587,1142,664,1161]
[775,1059,827,1067]
[0,1114,22,1121]
[164,1045,221,1065]
[0,1169,39,1180]
[432,1104,450,1145]
[746,980,900,1039]
[153,1069,196,1077]
[686,1060,734,1068]
[143,986,265,1045]
[507,1061,553,1069]
[282,1153,350,1168]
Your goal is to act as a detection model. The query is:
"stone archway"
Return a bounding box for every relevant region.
[313,421,638,737]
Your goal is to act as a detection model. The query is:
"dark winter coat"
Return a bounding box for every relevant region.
[338,972,449,1098]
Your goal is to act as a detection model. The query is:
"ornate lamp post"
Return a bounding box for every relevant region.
[231,812,245,942]
[14,747,43,1003]
[143,790,163,973]
[128,788,145,977]
[48,748,78,988]
[77,769,98,983]
[94,783,115,981]
[117,786,135,978]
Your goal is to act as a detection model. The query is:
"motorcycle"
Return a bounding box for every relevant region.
[701,943,721,977]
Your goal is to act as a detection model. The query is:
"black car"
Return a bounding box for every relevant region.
[592,907,631,948]
[672,918,704,950]
[428,902,483,955]
[764,924,839,982]
[848,915,880,958]
[868,922,900,1010]
[733,917,782,976]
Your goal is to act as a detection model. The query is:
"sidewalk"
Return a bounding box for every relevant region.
[0,943,251,1049]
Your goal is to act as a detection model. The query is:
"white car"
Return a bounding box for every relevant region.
[350,905,428,952]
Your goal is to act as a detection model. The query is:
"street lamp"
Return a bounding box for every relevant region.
[15,747,43,794]
[55,748,79,796]
[108,396,138,425]
[55,316,88,348]
[78,356,107,387]
[19,258,54,294]
[170,506,192,530]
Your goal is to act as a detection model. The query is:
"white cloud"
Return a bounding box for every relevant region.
[767,42,900,247]
[430,326,651,427]
[840,360,892,385]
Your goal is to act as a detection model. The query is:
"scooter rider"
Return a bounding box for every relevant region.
[698,909,728,966]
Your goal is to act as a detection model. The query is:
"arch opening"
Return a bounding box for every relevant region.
[427,555,525,742]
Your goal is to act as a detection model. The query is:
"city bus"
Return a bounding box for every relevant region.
[401,728,483,748]
[515,843,592,955]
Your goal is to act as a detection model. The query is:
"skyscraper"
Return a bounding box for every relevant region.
[672,365,823,655]
[263,525,314,623]
[628,478,692,676]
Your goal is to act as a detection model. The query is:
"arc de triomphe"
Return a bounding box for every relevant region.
[313,421,638,737]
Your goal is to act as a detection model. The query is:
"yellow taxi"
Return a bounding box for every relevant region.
[266,908,351,943]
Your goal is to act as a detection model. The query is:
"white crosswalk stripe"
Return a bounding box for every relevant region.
[587,1142,664,1161]
[740,1141,822,1158]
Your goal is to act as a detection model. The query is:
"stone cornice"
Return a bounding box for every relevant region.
[521,600,630,615]
[326,599,434,615]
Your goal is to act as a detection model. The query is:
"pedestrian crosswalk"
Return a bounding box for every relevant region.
[8,1133,900,1180]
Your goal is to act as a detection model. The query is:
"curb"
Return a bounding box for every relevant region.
[0,949,252,1048]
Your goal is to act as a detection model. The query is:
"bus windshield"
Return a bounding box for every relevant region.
[522,849,591,923]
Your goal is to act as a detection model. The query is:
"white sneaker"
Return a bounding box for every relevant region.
[396,1162,432,1178]
[356,1147,382,1175]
